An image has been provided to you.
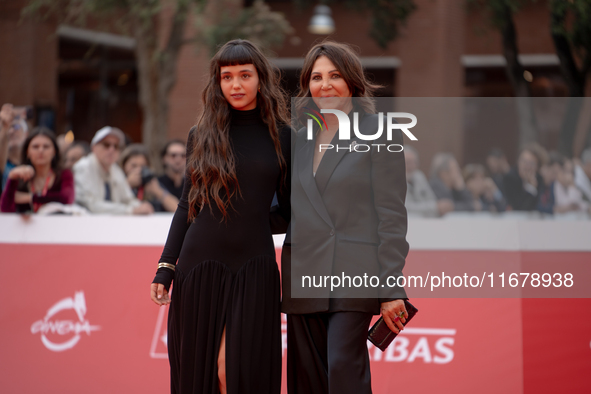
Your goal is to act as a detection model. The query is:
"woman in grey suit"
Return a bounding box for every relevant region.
[282,41,410,394]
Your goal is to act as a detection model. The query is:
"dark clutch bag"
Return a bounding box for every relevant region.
[368,299,418,352]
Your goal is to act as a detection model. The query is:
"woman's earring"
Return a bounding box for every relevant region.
[258,86,261,92]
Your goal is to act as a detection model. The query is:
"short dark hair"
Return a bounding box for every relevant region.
[160,139,186,159]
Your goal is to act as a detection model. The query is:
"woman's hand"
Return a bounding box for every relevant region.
[8,165,35,181]
[380,299,407,334]
[150,283,171,306]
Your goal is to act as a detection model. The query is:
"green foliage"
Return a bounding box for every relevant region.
[469,0,590,73]
[200,0,294,56]
[23,0,203,31]
[22,0,100,26]
[549,0,591,73]
[466,0,526,29]
[366,0,416,49]
[24,0,290,54]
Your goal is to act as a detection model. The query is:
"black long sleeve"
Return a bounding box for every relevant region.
[270,125,293,234]
[152,126,196,289]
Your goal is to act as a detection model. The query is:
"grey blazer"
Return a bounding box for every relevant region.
[281,113,409,315]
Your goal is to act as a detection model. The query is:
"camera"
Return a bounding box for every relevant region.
[140,166,156,186]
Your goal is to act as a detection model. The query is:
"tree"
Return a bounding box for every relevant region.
[469,0,591,156]
[23,0,293,165]
[549,0,590,97]
[468,0,539,149]
[548,0,591,154]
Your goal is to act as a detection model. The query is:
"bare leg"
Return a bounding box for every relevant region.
[218,325,227,394]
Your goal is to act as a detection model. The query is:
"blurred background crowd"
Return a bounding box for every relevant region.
[2,100,591,218]
[1,0,590,219]
[404,142,591,218]
[0,104,186,215]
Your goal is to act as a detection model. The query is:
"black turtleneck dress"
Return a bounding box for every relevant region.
[155,107,291,394]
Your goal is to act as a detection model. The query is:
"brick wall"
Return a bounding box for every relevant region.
[1,0,587,168]
[0,0,58,109]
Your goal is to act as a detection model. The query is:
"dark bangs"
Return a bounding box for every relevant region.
[216,40,257,68]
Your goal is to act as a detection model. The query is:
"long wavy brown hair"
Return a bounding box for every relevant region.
[187,39,288,221]
[294,40,381,127]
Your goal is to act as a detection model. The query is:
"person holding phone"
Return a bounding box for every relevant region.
[1,127,74,213]
[282,41,409,394]
[150,39,291,394]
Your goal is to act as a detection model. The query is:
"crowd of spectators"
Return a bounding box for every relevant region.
[2,101,591,218]
[405,142,591,218]
[0,103,186,215]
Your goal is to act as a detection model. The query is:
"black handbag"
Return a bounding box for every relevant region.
[368,299,418,351]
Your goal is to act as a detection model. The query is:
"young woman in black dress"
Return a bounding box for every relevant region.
[150,39,291,394]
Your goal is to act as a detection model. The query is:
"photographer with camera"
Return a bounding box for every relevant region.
[73,126,153,215]
[120,143,179,213]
